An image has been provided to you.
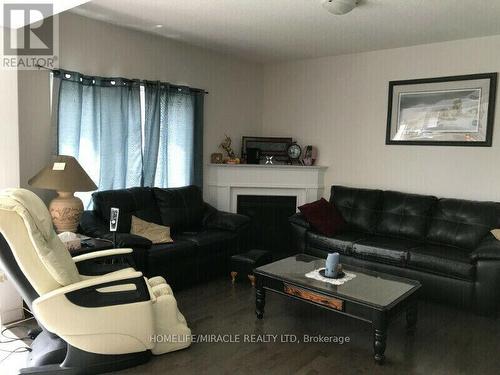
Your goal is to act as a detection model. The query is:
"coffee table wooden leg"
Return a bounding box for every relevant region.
[374,329,387,364]
[256,287,265,319]
[373,313,387,365]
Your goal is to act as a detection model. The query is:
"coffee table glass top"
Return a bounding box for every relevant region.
[254,254,420,309]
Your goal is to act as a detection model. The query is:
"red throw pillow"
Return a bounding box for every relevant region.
[298,198,346,237]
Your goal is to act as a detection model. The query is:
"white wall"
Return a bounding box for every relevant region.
[262,35,500,201]
[18,12,263,196]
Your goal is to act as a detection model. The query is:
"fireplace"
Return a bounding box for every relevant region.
[237,195,297,258]
[206,163,327,257]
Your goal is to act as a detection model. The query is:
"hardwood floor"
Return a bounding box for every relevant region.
[116,277,500,375]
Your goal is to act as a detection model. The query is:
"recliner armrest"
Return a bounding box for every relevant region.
[289,213,311,230]
[202,204,250,232]
[32,270,155,354]
[35,271,147,304]
[73,248,136,276]
[470,235,500,262]
[72,248,133,263]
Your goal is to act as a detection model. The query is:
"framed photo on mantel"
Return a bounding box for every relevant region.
[386,73,497,146]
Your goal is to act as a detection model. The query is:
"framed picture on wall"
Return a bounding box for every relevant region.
[386,73,497,146]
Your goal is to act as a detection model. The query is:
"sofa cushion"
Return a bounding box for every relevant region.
[130,216,173,244]
[330,186,382,233]
[377,191,437,240]
[92,187,161,233]
[408,245,475,281]
[146,239,199,288]
[153,186,205,233]
[147,239,197,258]
[427,198,500,249]
[307,231,368,255]
[176,230,235,248]
[298,198,346,236]
[177,230,236,281]
[352,236,421,266]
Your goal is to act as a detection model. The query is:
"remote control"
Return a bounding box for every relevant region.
[110,207,119,232]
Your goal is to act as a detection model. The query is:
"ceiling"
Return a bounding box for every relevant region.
[0,0,91,27]
[72,0,500,63]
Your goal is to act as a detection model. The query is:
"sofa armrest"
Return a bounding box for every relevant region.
[79,211,152,249]
[288,213,311,230]
[79,210,109,238]
[202,204,250,232]
[471,235,500,262]
[289,213,310,253]
[110,233,152,249]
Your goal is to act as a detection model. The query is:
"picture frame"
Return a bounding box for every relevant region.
[386,73,497,146]
[241,136,293,161]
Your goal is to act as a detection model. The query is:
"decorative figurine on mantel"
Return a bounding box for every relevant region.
[302,145,317,166]
[219,135,240,164]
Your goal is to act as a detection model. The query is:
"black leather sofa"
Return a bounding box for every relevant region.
[79,185,250,290]
[289,185,500,315]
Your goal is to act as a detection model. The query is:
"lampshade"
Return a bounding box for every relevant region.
[28,155,97,192]
[322,0,359,15]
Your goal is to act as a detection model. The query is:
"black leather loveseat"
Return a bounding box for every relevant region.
[79,185,250,290]
[289,185,500,315]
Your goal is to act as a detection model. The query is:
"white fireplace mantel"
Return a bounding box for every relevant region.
[205,164,328,213]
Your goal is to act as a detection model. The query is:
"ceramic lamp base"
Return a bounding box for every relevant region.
[49,191,83,233]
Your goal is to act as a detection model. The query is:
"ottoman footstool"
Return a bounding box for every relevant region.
[230,249,272,286]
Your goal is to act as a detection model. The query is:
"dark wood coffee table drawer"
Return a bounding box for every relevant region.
[283,283,344,311]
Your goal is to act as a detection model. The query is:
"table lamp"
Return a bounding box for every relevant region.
[28,155,97,233]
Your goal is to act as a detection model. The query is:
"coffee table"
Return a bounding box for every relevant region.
[254,254,421,364]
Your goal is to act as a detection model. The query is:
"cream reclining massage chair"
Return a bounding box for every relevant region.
[0,188,191,374]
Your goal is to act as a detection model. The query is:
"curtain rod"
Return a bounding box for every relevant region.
[35,64,209,94]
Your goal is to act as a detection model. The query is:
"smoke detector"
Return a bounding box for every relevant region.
[322,0,360,15]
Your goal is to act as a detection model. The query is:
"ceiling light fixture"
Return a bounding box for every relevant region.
[154,24,163,28]
[322,0,359,15]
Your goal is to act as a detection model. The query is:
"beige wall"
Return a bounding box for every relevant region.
[17,70,52,200]
[263,35,500,201]
[0,31,20,189]
[18,12,263,196]
[16,14,500,202]
[0,69,20,189]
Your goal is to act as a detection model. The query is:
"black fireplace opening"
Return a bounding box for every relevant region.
[237,195,297,259]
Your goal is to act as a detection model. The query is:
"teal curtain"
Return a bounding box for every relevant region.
[142,81,162,186]
[143,83,204,188]
[57,71,142,206]
[57,70,204,207]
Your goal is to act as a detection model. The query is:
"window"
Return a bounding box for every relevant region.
[56,71,204,207]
